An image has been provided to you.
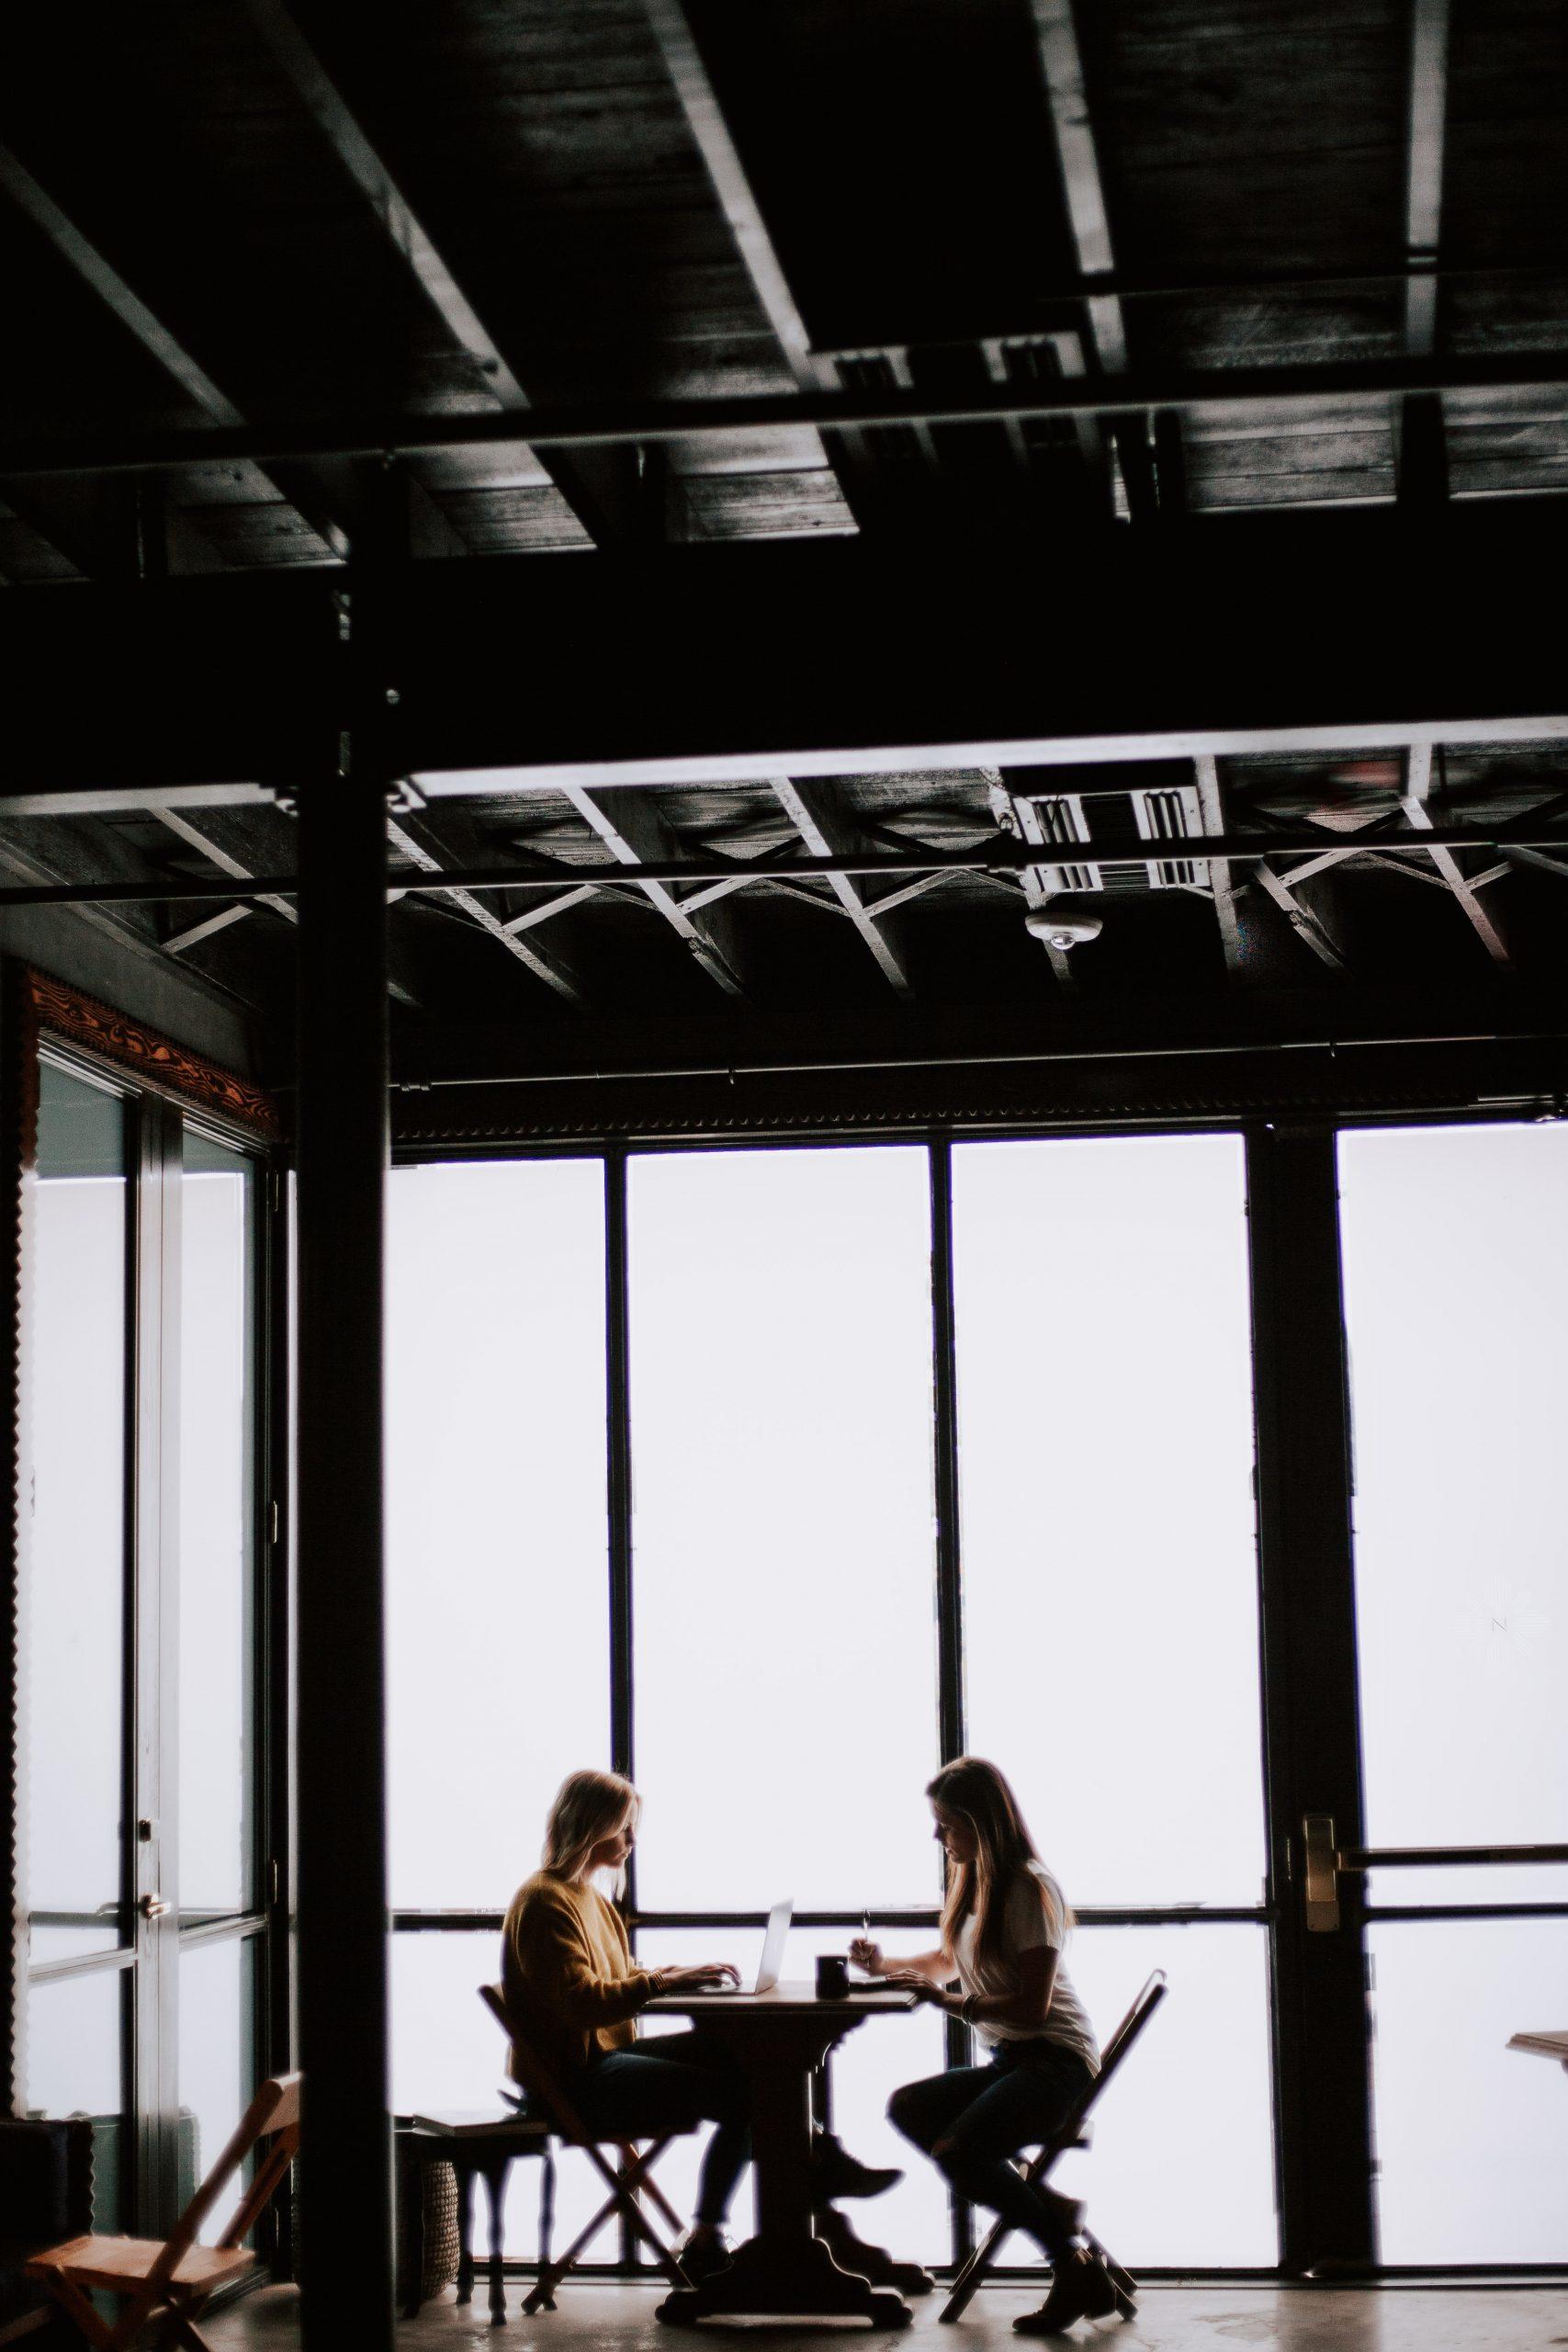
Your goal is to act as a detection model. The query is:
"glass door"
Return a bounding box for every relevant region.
[19,1055,272,2236]
[1336,1121,1568,2267]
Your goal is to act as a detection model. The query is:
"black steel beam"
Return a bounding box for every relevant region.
[8,819,1568,913]
[293,602,394,2346]
[7,507,1568,797]
[11,349,1568,481]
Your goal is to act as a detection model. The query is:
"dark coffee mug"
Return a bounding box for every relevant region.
[816,1953,851,2000]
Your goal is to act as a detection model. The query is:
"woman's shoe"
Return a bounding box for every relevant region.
[675,2229,733,2286]
[811,2130,903,2200]
[1011,2249,1118,2335]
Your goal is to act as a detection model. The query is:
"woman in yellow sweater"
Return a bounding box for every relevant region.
[502,1768,748,2274]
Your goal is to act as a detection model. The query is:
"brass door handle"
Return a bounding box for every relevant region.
[1303,1816,1568,1932]
[139,1893,170,1920]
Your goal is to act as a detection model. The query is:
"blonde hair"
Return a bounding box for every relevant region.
[543,1769,640,1892]
[928,1756,1066,1974]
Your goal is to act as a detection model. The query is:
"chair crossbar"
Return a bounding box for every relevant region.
[939,1973,1166,2325]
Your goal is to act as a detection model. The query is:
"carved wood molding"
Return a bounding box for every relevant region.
[17,967,283,1142]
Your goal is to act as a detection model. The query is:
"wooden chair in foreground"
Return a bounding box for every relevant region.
[26,2073,300,2352]
[478,1984,694,2315]
[939,1973,1168,2326]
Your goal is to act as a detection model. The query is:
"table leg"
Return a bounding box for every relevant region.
[656,2045,909,2328]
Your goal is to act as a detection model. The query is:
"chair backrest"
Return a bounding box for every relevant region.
[150,2072,302,2290]
[478,1983,592,2145]
[1048,1971,1167,2153]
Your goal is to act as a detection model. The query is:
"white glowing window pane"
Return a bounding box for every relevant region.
[1048,1927,1277,2268]
[388,1161,610,1910]
[390,1929,609,2261]
[179,1139,257,1917]
[628,1146,939,1912]
[27,1063,130,1962]
[954,1135,1265,1908]
[1339,1123,1568,1870]
[1370,1919,1568,2262]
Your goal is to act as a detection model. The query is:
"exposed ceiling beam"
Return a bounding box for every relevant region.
[1404,0,1451,356]
[239,0,630,548]
[1397,1,1452,505]
[0,141,347,566]
[152,806,423,1003]
[1251,860,1348,969]
[640,0,905,526]
[163,902,254,955]
[501,882,602,936]
[770,777,913,995]
[17,349,1568,481]
[385,816,584,1002]
[560,783,748,996]
[1027,0,1144,514]
[1404,743,1511,964]
[1191,756,1245,973]
[9,820,1568,913]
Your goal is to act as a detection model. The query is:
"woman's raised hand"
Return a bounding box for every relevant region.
[654,1962,740,1994]
[849,1937,885,1977]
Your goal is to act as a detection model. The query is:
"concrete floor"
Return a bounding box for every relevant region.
[209,2280,1568,2352]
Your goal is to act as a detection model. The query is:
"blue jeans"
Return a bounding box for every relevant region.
[570,2030,751,2227]
[887,2041,1094,2260]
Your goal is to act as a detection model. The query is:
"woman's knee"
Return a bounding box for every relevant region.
[886,2079,940,2150]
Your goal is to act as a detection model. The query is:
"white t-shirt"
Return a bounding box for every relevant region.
[952,1861,1100,2074]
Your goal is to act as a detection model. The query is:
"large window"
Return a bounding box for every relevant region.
[953,1135,1272,2265]
[1339,1122,1568,2264]
[389,1135,1283,2275]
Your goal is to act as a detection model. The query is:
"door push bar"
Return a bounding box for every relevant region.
[1302,1816,1568,1932]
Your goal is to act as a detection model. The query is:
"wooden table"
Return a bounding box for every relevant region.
[645,1980,919,2329]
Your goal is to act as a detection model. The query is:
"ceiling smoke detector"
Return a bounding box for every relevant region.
[1026,898,1103,953]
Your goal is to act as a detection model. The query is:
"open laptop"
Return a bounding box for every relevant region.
[710,1896,792,1994]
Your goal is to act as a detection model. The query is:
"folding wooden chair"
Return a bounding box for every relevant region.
[939,1972,1167,2325]
[26,2072,300,2352]
[479,1983,694,2315]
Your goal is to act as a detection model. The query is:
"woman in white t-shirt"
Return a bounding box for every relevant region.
[852,1756,1114,2337]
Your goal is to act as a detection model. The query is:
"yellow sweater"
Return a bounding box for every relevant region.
[502,1870,658,2086]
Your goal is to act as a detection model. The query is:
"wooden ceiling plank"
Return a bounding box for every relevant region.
[770,776,913,995]
[561,782,748,997]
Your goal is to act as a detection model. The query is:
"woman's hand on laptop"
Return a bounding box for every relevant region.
[653,1962,741,1994]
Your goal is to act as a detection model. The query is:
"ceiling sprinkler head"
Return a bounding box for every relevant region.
[1026,898,1103,953]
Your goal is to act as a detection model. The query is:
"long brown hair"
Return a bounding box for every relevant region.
[543,1769,640,1893]
[929,1756,1066,1973]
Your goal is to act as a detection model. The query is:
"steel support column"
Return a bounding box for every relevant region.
[1246,1129,1374,2274]
[294,600,393,2341]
